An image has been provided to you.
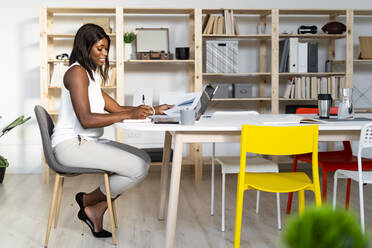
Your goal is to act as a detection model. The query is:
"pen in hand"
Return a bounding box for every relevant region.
[142,94,145,105]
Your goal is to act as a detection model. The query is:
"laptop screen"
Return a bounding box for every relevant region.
[195,85,218,120]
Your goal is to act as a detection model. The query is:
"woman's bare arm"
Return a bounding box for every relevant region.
[64,65,152,128]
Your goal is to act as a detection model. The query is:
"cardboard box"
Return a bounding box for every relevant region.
[359,36,372,59]
[234,83,252,98]
[211,83,230,98]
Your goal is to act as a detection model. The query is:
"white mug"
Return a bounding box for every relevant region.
[180,108,196,125]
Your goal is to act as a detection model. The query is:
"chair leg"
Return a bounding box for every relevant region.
[234,183,245,248]
[345,179,351,210]
[322,170,328,203]
[211,143,215,216]
[44,173,61,248]
[332,171,339,209]
[276,193,281,230]
[103,173,117,245]
[112,200,118,228]
[358,180,365,233]
[54,176,64,228]
[256,191,260,214]
[298,190,305,216]
[286,156,298,214]
[221,173,226,232]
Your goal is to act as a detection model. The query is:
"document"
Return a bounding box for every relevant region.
[122,118,151,124]
[162,91,202,117]
[253,114,326,125]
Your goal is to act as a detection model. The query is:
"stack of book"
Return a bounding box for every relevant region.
[283,76,345,100]
[202,9,240,35]
[279,38,318,73]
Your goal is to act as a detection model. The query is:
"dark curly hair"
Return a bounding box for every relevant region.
[69,23,110,82]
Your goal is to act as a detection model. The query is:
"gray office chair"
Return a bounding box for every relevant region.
[34,105,118,247]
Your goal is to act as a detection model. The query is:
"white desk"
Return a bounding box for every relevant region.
[115,114,372,248]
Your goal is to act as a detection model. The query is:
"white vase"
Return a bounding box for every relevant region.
[124,43,133,60]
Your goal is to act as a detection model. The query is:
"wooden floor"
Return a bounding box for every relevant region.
[1,167,372,248]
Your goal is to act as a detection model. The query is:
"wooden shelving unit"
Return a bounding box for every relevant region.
[40,7,372,183]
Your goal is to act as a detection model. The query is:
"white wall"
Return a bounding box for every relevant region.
[1,0,372,173]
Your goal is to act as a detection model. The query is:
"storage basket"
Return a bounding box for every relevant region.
[205,40,238,73]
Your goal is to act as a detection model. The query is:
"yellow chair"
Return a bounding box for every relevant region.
[234,125,322,248]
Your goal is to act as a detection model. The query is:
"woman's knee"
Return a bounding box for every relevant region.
[129,157,150,179]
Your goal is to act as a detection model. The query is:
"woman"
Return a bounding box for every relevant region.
[51,23,169,238]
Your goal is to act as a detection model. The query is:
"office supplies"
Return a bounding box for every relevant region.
[142,94,145,105]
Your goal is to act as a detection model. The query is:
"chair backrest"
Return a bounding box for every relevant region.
[296,107,352,155]
[34,105,106,175]
[239,125,320,185]
[359,122,372,152]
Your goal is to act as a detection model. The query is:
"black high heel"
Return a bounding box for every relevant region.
[75,192,85,212]
[77,209,112,238]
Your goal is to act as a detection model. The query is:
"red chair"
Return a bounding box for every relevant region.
[286,107,372,214]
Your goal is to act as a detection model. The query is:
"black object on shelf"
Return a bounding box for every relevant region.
[143,148,173,162]
[321,21,346,34]
[175,47,190,60]
[285,105,317,114]
[297,25,317,34]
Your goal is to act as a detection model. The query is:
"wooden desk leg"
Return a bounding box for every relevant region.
[158,131,172,220]
[165,133,184,248]
[192,143,203,182]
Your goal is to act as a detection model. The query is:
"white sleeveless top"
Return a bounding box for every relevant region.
[51,62,105,147]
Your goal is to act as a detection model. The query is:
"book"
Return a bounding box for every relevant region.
[202,13,210,33]
[253,114,327,125]
[233,17,240,35]
[283,78,293,98]
[213,16,219,34]
[204,15,215,34]
[217,16,224,34]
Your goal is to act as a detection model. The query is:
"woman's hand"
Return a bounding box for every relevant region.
[154,104,173,115]
[130,105,153,119]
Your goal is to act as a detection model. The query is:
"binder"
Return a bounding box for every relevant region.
[298,42,308,73]
[289,38,299,72]
[307,43,318,72]
[279,39,289,72]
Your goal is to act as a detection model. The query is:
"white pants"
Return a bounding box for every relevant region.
[53,137,150,197]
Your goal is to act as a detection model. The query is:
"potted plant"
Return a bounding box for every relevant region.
[282,205,368,248]
[123,31,136,60]
[0,115,31,184]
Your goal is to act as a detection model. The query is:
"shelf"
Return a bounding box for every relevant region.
[48,86,116,89]
[279,9,346,15]
[48,33,116,39]
[125,60,194,64]
[203,34,271,39]
[123,8,194,14]
[47,8,116,14]
[203,9,272,15]
[212,98,271,101]
[48,59,117,64]
[279,72,346,76]
[203,72,271,77]
[279,98,317,101]
[279,34,346,39]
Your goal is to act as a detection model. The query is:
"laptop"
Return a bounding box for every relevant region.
[150,85,218,124]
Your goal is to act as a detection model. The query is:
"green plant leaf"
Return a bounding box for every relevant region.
[0,155,9,168]
[1,115,31,137]
[124,32,136,43]
[282,205,368,248]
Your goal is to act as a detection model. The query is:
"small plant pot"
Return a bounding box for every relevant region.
[124,43,133,60]
[0,167,6,184]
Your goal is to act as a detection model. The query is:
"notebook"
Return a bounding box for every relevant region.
[150,85,218,124]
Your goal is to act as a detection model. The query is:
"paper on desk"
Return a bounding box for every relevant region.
[161,91,202,117]
[122,118,151,124]
[212,111,259,116]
